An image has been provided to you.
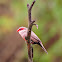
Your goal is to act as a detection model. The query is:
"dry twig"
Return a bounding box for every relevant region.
[26,0,37,62]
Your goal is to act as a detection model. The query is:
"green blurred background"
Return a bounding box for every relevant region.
[0,0,62,62]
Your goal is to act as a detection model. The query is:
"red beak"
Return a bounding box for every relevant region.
[17,29,19,32]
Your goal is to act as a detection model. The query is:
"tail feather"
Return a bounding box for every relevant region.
[39,42,48,54]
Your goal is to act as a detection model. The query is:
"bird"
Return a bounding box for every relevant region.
[17,27,48,54]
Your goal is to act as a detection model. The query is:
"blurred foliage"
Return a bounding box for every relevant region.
[0,0,62,62]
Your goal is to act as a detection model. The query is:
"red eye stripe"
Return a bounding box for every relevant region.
[21,28,24,30]
[17,28,24,32]
[17,29,20,32]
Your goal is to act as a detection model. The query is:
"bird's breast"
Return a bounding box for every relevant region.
[19,30,27,38]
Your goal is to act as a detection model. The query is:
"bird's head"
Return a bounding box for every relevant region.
[17,27,26,32]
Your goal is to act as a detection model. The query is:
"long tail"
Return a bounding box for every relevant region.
[39,42,48,54]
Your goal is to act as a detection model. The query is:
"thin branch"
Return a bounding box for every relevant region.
[29,0,36,11]
[33,24,38,29]
[26,0,36,62]
[27,0,36,22]
[27,4,30,9]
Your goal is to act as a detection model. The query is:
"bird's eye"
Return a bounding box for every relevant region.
[20,28,24,30]
[20,29,21,30]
